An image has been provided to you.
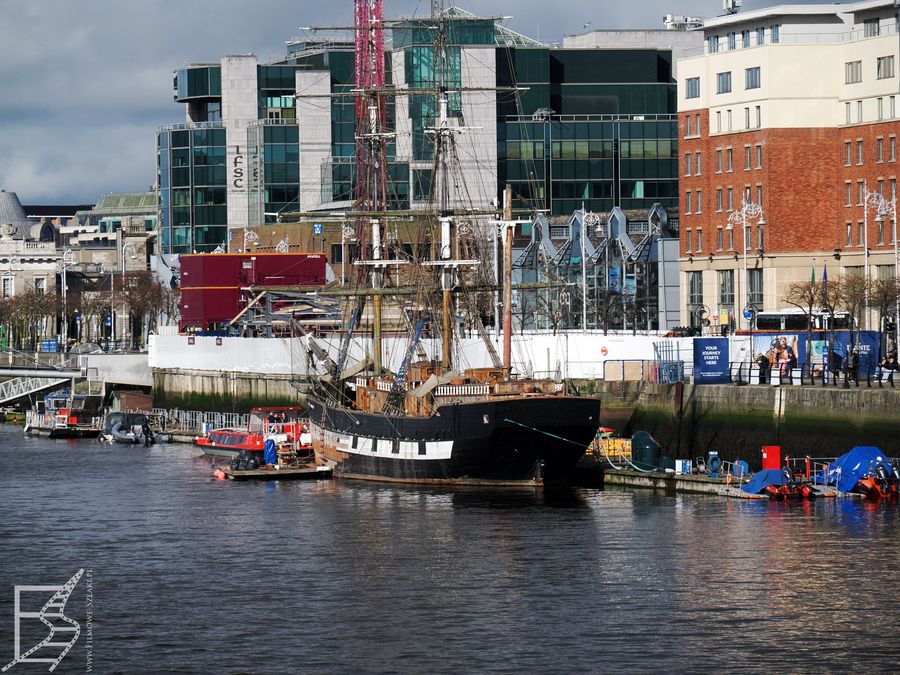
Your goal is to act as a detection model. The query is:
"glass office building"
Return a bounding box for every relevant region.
[157,12,679,254]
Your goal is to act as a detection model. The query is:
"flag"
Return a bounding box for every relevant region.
[822,264,829,305]
[811,264,815,285]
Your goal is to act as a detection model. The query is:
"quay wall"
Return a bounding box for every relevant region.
[595,380,900,467]
[152,368,301,412]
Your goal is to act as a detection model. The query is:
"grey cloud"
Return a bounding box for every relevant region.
[0,0,826,203]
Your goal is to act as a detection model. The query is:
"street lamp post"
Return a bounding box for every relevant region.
[728,198,765,331]
[864,188,898,351]
[57,248,75,350]
[121,242,136,350]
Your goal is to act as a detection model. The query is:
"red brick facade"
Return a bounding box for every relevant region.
[679,111,899,259]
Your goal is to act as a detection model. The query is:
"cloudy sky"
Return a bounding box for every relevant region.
[1,0,821,204]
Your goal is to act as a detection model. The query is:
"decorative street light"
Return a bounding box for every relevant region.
[55,248,76,349]
[582,207,601,329]
[727,198,765,330]
[864,187,898,349]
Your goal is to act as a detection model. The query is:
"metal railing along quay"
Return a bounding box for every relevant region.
[150,408,249,435]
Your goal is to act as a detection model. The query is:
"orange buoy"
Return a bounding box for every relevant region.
[213,468,226,480]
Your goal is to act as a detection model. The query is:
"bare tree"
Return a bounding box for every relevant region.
[784,278,822,365]
[122,271,168,349]
[841,273,867,349]
[870,276,900,354]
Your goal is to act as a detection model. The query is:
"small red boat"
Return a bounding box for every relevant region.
[196,407,312,455]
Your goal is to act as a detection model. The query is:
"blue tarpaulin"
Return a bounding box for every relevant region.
[263,438,277,466]
[824,446,892,492]
[741,468,788,494]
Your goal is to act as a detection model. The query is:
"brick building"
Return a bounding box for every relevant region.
[677,0,899,331]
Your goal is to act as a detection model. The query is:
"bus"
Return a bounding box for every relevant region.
[749,309,853,333]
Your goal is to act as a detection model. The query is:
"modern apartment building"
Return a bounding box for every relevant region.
[677,0,900,331]
[157,8,686,254]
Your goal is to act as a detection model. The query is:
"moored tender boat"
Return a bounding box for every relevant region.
[24,390,103,438]
[197,407,312,457]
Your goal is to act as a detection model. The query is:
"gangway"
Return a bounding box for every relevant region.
[0,376,71,406]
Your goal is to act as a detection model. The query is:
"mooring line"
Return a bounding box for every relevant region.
[502,418,589,448]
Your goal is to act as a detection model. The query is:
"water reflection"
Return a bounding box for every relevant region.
[1,430,899,672]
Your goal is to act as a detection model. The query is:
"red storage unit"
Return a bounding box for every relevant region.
[761,445,781,471]
[178,253,327,330]
[180,288,242,327]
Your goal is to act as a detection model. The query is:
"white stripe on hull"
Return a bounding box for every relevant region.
[315,425,454,461]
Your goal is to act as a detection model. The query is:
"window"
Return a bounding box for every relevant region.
[727,109,733,131]
[727,187,734,211]
[891,96,897,118]
[890,136,896,161]
[716,72,732,94]
[34,278,45,294]
[686,229,693,252]
[892,178,897,199]
[877,137,884,162]
[716,111,722,132]
[755,106,761,128]
[716,149,723,172]
[685,191,692,213]
[741,30,750,48]
[748,268,763,305]
[695,152,702,175]
[1,278,12,298]
[878,178,885,196]
[845,181,853,206]
[696,229,703,252]
[857,140,864,165]
[844,141,852,166]
[877,56,894,80]
[719,270,735,305]
[846,222,853,247]
[728,32,736,50]
[686,77,700,99]
[716,188,723,212]
[877,265,895,279]
[744,107,750,129]
[858,222,865,247]
[757,221,764,249]
[685,153,692,176]
[696,190,702,213]
[878,98,884,120]
[845,60,862,84]
[756,185,763,206]
[727,227,734,250]
[745,67,761,89]
[686,115,693,136]
[857,100,863,123]
[846,101,852,124]
[857,180,865,205]
[864,18,880,38]
[770,24,780,43]
[717,228,724,251]
[708,36,719,53]
[688,271,703,306]
[726,148,733,172]
[756,27,765,46]
[756,144,763,168]
[878,219,885,245]
[744,146,751,170]
[744,222,752,249]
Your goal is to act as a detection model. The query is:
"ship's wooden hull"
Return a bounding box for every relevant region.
[308,395,601,485]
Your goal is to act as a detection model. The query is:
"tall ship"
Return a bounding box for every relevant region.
[300,2,601,485]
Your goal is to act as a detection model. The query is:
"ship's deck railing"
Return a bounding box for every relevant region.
[434,384,490,397]
[784,455,835,486]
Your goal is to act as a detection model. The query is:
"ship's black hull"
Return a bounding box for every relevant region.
[308,395,601,485]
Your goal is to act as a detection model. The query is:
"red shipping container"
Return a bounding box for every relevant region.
[761,445,781,471]
[180,253,326,289]
[179,288,242,327]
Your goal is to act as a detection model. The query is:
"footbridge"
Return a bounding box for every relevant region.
[0,350,151,406]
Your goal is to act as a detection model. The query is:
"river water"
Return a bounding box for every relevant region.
[2,426,899,673]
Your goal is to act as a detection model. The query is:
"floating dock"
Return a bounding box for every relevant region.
[221,464,332,481]
[601,468,850,499]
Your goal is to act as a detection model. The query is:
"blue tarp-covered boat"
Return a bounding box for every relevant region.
[823,446,895,492]
[741,469,788,494]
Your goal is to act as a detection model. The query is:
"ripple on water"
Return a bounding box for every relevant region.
[1,428,899,672]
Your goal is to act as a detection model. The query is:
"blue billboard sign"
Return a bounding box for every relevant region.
[693,337,730,384]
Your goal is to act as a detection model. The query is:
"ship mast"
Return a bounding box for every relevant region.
[354,0,393,374]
